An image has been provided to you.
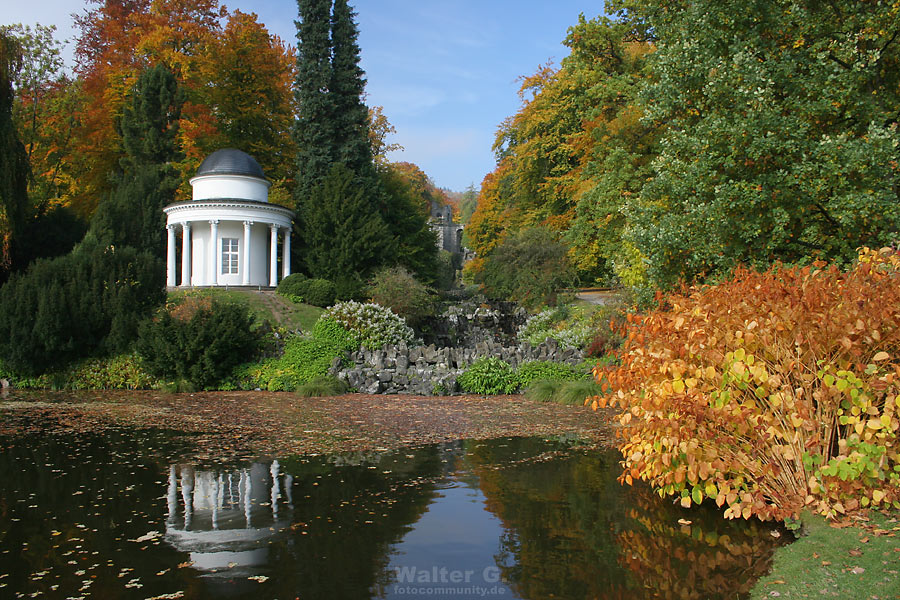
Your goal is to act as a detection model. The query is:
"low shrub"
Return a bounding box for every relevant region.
[524,378,603,405]
[277,274,336,307]
[323,301,415,349]
[295,375,348,397]
[303,278,337,307]
[0,238,164,375]
[517,305,593,350]
[276,273,308,298]
[602,248,900,521]
[136,297,261,390]
[515,360,586,388]
[62,354,159,390]
[458,357,517,395]
[367,266,437,327]
[555,379,604,405]
[0,353,159,390]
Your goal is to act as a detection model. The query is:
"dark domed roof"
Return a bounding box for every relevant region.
[195,149,266,179]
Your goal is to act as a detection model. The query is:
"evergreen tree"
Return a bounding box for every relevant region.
[0,237,164,375]
[330,0,375,180]
[302,163,391,284]
[0,31,29,273]
[292,0,439,285]
[89,64,183,258]
[293,0,336,201]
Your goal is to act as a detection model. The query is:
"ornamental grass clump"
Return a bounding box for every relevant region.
[322,301,415,349]
[598,248,900,521]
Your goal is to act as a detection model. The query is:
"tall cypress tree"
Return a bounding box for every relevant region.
[293,0,336,202]
[89,64,183,258]
[293,0,438,288]
[330,0,375,181]
[0,32,29,272]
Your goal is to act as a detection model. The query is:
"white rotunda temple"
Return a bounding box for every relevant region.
[163,149,295,288]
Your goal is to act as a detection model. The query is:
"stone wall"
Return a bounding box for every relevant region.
[420,300,527,347]
[330,338,583,395]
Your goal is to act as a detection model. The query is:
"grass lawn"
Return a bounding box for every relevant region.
[750,510,900,599]
[168,288,323,332]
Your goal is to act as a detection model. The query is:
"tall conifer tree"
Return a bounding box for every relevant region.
[330,0,375,181]
[293,0,438,289]
[293,0,335,201]
[0,32,29,272]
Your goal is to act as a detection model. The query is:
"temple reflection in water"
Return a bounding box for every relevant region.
[164,461,292,573]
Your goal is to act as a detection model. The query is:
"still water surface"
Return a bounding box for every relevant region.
[0,429,785,599]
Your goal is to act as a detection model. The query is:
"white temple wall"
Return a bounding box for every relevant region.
[191,174,270,203]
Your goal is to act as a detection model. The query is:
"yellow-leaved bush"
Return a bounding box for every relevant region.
[593,248,900,521]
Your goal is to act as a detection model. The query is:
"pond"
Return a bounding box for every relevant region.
[0,428,787,599]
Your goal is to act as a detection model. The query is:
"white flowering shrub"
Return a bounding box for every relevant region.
[517,305,593,350]
[322,301,415,349]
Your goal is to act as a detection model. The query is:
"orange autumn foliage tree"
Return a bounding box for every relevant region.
[595,248,900,521]
[71,0,294,215]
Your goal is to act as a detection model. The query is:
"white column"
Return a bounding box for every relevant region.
[242,221,252,285]
[180,222,191,287]
[282,227,291,279]
[269,224,279,288]
[166,225,176,287]
[209,220,219,287]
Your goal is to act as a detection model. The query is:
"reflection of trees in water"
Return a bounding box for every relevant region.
[0,431,445,600]
[263,446,445,599]
[464,438,783,600]
[615,484,782,600]
[0,429,197,599]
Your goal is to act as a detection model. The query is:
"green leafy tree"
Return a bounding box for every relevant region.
[377,166,439,283]
[459,184,477,225]
[478,226,574,308]
[625,0,900,291]
[89,63,183,258]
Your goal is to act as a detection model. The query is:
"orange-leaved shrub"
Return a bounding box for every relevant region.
[593,248,900,521]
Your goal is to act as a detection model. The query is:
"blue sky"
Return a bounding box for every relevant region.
[5,0,603,192]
